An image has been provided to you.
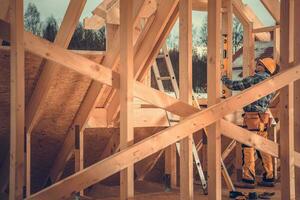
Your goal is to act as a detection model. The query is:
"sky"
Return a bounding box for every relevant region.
[24,0,275,38]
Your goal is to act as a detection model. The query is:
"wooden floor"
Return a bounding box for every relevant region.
[83,180,281,200]
[0,180,282,199]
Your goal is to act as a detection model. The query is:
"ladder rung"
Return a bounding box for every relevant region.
[157,76,171,81]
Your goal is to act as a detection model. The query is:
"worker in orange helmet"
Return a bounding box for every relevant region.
[221,57,279,188]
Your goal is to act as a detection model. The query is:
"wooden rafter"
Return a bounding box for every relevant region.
[26,62,300,199]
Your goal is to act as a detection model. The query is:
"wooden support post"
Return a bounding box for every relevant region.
[280,0,295,199]
[74,125,84,196]
[294,0,300,198]
[273,27,280,64]
[164,145,177,188]
[243,22,255,76]
[9,0,25,199]
[222,0,233,97]
[26,132,31,197]
[179,0,193,199]
[207,0,222,199]
[120,0,134,199]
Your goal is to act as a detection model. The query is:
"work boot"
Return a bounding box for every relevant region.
[234,179,256,189]
[258,176,275,187]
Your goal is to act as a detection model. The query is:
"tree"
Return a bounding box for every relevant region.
[233,17,243,53]
[43,16,58,42]
[199,16,208,46]
[24,2,42,36]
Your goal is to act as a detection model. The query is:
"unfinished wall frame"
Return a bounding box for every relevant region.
[0,0,300,199]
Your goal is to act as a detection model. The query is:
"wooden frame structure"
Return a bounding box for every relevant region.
[0,0,300,199]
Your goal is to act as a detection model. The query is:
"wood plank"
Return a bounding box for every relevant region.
[26,133,31,196]
[9,0,25,199]
[86,108,173,128]
[294,0,300,197]
[27,62,300,200]
[207,0,222,199]
[74,125,84,195]
[280,0,295,199]
[260,0,280,24]
[243,22,255,76]
[253,25,280,33]
[222,0,233,98]
[179,0,193,198]
[119,1,134,199]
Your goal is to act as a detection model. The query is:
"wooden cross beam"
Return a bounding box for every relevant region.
[26,63,300,200]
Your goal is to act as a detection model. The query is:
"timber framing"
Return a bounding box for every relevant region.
[0,0,300,199]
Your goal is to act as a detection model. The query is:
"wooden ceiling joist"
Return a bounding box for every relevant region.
[26,62,300,199]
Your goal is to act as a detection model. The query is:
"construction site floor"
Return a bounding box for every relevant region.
[83,180,281,200]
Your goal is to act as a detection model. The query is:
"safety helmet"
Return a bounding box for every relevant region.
[257,58,276,74]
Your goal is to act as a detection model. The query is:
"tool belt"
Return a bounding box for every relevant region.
[243,112,270,131]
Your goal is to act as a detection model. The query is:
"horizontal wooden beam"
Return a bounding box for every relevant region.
[253,25,280,33]
[220,119,278,157]
[27,62,300,199]
[86,108,176,128]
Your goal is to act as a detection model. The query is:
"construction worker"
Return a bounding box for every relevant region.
[221,57,279,188]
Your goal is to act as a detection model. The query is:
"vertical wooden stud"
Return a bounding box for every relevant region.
[207,0,222,199]
[74,125,84,195]
[26,132,31,197]
[179,0,193,198]
[9,0,25,199]
[294,0,300,199]
[243,22,255,76]
[222,0,233,97]
[280,0,296,199]
[120,0,134,199]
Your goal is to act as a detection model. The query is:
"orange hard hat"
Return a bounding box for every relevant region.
[258,58,276,74]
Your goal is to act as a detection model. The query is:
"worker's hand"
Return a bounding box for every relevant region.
[221,75,228,82]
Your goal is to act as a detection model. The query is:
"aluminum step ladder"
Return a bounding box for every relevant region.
[152,44,235,193]
[152,44,207,194]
